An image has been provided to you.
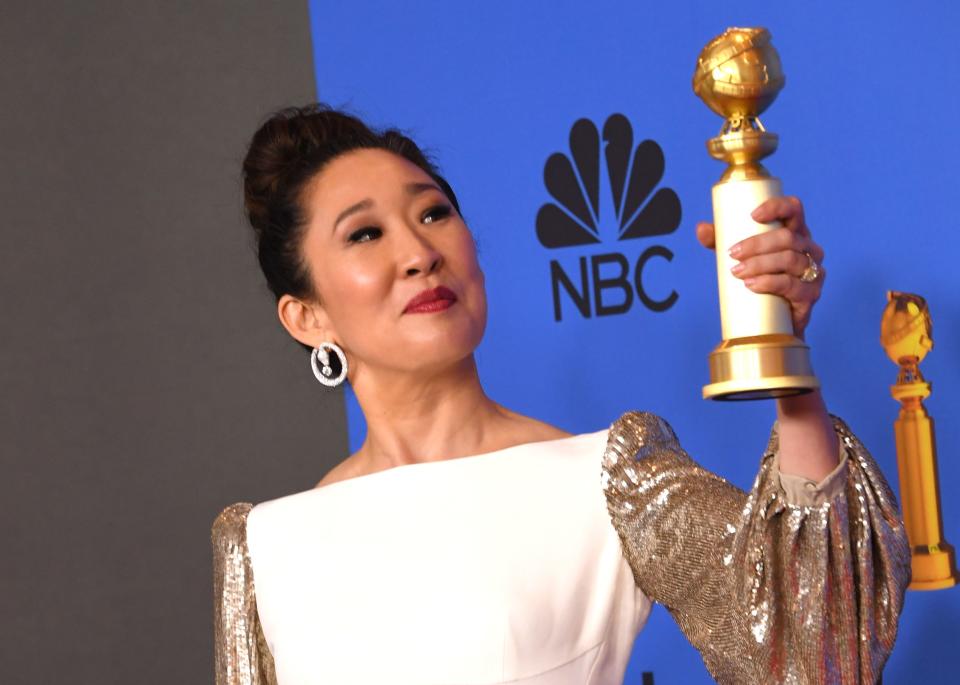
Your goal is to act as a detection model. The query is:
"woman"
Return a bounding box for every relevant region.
[212,103,910,684]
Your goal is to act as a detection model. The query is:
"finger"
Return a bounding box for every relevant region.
[751,195,807,235]
[729,248,812,279]
[747,264,827,296]
[742,272,822,305]
[696,221,715,250]
[743,269,825,337]
[730,227,819,261]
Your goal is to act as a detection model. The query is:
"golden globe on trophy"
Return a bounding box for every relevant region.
[693,27,819,400]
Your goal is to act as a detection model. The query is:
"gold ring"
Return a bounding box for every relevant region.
[799,250,821,283]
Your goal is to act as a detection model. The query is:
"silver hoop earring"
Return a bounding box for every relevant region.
[310,342,348,387]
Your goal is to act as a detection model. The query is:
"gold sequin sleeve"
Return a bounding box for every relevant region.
[211,502,278,685]
[601,410,911,684]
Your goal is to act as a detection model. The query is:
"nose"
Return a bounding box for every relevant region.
[397,223,443,277]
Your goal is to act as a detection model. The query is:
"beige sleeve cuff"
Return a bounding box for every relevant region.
[774,438,850,506]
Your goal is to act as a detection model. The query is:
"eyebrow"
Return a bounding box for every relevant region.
[405,181,442,196]
[332,199,373,232]
[332,182,444,232]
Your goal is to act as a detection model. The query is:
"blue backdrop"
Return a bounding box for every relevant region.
[309,1,960,681]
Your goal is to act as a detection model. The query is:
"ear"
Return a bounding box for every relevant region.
[277,294,337,350]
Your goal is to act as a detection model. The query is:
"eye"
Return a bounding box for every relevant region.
[422,204,452,224]
[347,226,382,243]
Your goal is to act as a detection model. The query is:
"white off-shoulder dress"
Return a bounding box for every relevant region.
[212,411,911,685]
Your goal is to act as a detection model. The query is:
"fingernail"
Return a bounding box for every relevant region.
[751,207,763,220]
[743,277,756,288]
[728,243,742,257]
[730,263,745,276]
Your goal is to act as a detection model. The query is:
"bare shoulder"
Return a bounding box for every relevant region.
[523,417,572,441]
[313,456,365,489]
[312,408,571,490]
[497,405,572,442]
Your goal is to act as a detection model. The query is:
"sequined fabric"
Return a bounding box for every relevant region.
[212,502,278,685]
[601,411,912,684]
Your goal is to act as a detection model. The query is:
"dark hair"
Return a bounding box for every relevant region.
[241,103,461,329]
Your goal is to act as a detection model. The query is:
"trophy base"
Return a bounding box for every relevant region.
[703,333,819,401]
[909,543,959,591]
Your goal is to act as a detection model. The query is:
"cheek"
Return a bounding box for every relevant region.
[453,236,487,327]
[334,263,387,295]
[314,252,393,331]
[450,230,483,280]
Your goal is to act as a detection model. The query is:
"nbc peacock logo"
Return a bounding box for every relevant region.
[536,114,681,321]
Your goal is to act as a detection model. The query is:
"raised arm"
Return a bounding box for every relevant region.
[211,502,278,685]
[601,410,911,684]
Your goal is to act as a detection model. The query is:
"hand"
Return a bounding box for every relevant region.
[695,196,825,340]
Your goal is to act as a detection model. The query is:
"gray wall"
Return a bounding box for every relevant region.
[0,3,348,682]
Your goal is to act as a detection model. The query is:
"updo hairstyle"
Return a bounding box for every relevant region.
[241,103,461,328]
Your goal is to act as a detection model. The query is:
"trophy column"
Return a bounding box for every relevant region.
[693,28,819,400]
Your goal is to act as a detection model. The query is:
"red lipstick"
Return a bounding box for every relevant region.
[403,286,458,314]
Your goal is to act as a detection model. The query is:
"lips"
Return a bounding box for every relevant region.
[403,286,458,314]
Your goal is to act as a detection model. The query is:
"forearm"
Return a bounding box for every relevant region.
[775,388,841,482]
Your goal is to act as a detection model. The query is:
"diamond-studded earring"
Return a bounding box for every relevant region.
[310,342,348,387]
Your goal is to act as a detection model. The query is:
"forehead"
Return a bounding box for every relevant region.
[303,148,434,217]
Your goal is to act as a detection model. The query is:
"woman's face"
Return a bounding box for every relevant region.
[290,148,487,379]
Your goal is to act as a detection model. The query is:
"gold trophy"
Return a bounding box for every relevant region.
[693,27,819,400]
[881,291,958,590]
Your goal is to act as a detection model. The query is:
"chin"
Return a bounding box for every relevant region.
[404,331,483,372]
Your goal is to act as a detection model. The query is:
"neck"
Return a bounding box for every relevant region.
[349,355,508,470]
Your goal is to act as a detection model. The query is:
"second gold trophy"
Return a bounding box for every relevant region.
[694,27,819,400]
